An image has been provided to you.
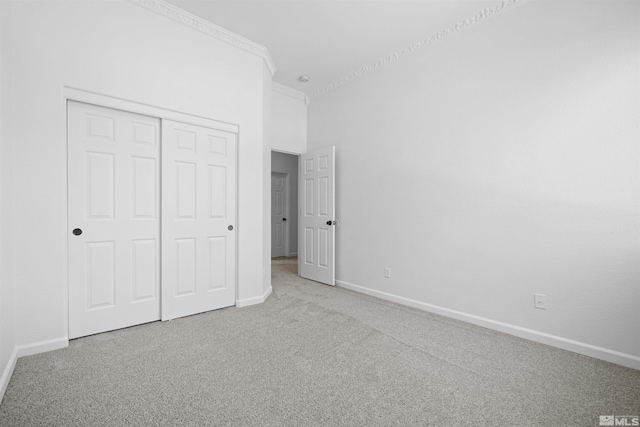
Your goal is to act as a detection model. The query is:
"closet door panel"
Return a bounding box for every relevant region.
[161,120,237,320]
[68,101,160,339]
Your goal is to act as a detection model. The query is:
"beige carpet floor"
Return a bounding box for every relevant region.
[0,257,638,426]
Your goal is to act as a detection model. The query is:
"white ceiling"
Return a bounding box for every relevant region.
[164,0,505,94]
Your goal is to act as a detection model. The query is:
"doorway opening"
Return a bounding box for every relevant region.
[271,151,299,272]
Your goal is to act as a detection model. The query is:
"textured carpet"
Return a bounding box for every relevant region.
[1,257,638,426]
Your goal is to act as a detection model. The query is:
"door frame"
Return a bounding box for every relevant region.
[63,87,239,337]
[270,149,301,261]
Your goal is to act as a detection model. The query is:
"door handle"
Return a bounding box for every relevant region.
[72,228,82,236]
[228,225,234,231]
[326,220,336,226]
[283,218,287,221]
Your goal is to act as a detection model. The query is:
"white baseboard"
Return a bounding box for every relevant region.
[336,279,640,371]
[236,285,272,308]
[16,337,68,358]
[0,347,18,404]
[0,337,68,403]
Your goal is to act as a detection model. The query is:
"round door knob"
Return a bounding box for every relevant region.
[283,218,287,221]
[326,221,332,226]
[72,228,82,236]
[228,225,234,231]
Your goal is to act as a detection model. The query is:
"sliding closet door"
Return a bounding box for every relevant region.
[68,101,160,339]
[161,120,237,320]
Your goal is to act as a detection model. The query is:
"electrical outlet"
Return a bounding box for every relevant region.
[384,267,391,278]
[534,293,547,310]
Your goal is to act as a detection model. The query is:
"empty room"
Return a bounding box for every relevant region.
[0,0,638,425]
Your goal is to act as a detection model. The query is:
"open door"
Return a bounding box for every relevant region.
[299,146,335,285]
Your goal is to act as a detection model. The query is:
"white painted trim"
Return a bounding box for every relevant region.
[64,87,239,133]
[309,0,527,100]
[272,82,309,107]
[0,347,18,404]
[271,146,304,156]
[60,87,70,347]
[336,279,640,371]
[284,172,290,258]
[237,285,272,308]
[127,0,277,77]
[0,337,69,403]
[16,337,68,358]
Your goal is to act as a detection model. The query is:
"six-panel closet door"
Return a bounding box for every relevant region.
[68,101,161,339]
[161,120,237,321]
[68,101,237,339]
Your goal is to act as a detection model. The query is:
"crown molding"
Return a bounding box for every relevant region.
[128,0,277,76]
[272,82,310,107]
[309,0,524,100]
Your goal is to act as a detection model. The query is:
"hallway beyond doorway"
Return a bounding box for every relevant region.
[271,256,297,276]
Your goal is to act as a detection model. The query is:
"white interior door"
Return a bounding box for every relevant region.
[161,120,237,321]
[271,172,287,258]
[68,101,160,339]
[299,146,335,285]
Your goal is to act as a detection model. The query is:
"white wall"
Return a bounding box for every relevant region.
[271,151,299,256]
[0,0,17,402]
[4,0,268,360]
[308,0,640,368]
[271,87,307,154]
